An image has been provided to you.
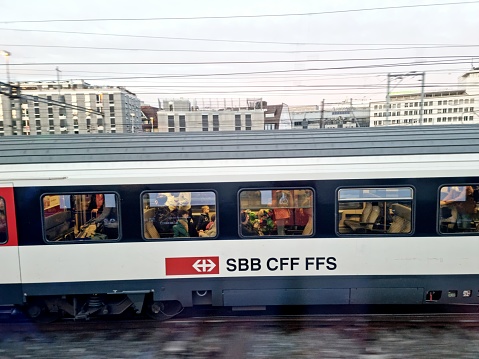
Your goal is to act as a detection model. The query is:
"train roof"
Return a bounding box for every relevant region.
[0,125,478,165]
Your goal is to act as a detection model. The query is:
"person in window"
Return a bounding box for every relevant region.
[173,209,189,237]
[441,186,476,230]
[0,199,6,242]
[273,190,292,235]
[199,214,216,237]
[88,194,105,219]
[241,211,257,236]
[196,206,210,232]
[205,214,215,231]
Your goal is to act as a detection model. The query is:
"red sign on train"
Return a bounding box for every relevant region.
[165,256,220,275]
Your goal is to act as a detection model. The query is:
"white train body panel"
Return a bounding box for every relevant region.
[18,236,479,285]
[0,247,21,283]
[3,153,479,187]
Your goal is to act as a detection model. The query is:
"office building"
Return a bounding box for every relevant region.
[0,80,142,135]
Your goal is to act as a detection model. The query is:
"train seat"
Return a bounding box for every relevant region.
[143,208,160,239]
[344,203,380,233]
[44,211,73,241]
[388,204,412,233]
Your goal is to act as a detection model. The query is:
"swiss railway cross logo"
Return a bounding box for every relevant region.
[165,257,220,275]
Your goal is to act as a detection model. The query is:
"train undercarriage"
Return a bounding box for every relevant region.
[22,293,184,322]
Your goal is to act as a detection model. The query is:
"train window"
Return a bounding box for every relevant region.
[0,197,7,244]
[439,185,479,234]
[142,191,217,239]
[338,187,413,235]
[42,193,120,242]
[239,189,314,237]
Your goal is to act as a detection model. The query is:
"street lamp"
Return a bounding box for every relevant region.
[1,50,11,83]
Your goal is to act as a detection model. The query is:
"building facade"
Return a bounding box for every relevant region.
[370,90,477,127]
[370,70,479,127]
[0,80,142,136]
[157,98,265,132]
[290,102,370,129]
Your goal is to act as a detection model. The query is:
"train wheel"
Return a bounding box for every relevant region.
[145,300,183,320]
[26,300,61,323]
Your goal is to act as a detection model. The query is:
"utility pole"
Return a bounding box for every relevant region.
[56,67,62,96]
[320,99,325,129]
[419,72,425,125]
[386,72,425,126]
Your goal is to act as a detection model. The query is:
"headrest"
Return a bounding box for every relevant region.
[391,204,411,220]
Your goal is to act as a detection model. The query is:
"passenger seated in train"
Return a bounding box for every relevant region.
[241,211,258,236]
[143,191,217,239]
[198,214,216,237]
[196,206,210,232]
[173,209,190,238]
[254,209,276,235]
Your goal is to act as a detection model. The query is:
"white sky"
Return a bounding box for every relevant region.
[0,0,478,107]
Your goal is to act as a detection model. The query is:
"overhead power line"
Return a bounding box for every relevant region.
[4,55,475,67]
[1,58,469,82]
[1,1,478,23]
[0,27,469,47]
[1,43,478,54]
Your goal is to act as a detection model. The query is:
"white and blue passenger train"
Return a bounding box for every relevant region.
[1,125,479,321]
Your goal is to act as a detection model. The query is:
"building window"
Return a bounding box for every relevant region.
[213,114,219,131]
[235,114,241,131]
[142,191,217,239]
[245,114,252,130]
[168,115,174,132]
[42,193,119,242]
[337,187,413,235]
[179,115,186,132]
[202,114,208,132]
[239,189,314,237]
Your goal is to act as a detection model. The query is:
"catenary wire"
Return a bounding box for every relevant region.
[1,1,478,23]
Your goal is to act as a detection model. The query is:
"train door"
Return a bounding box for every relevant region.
[0,184,23,305]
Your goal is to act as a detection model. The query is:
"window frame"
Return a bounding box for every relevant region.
[438,184,479,235]
[238,187,315,239]
[41,192,121,244]
[336,186,415,236]
[140,189,219,241]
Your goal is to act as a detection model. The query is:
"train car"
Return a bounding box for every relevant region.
[1,125,479,321]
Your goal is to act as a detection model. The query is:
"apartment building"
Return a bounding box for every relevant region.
[157,98,265,132]
[0,80,142,135]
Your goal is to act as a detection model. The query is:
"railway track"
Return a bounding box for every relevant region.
[1,310,479,358]
[1,310,479,332]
